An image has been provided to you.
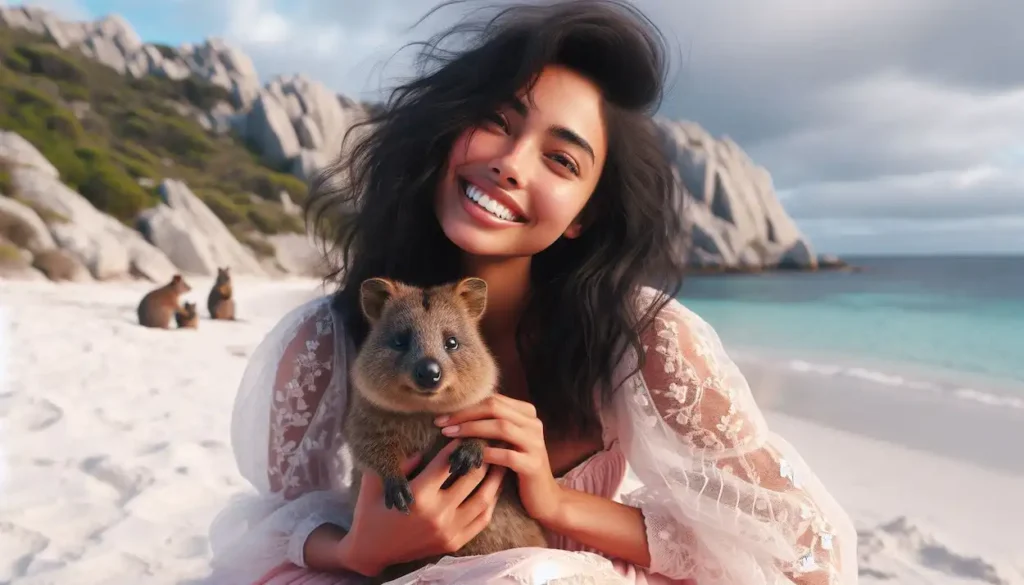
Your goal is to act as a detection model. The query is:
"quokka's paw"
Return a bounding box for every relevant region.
[448,440,485,479]
[383,476,414,514]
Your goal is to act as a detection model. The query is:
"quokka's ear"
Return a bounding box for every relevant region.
[454,277,488,320]
[360,278,397,323]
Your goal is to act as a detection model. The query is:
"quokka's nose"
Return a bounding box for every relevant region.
[412,358,443,391]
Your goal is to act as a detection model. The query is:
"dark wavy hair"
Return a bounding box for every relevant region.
[306,0,688,437]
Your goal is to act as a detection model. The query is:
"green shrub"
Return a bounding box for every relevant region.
[247,202,304,235]
[245,171,308,203]
[197,187,247,226]
[178,77,233,110]
[233,229,276,258]
[14,44,86,84]
[3,49,31,74]
[0,23,311,237]
[77,157,157,221]
[0,164,12,195]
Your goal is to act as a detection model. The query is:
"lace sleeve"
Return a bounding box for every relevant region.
[268,298,339,498]
[613,290,858,585]
[205,295,357,585]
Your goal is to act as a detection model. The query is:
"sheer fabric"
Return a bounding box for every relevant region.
[616,289,857,585]
[205,289,857,585]
[208,297,357,585]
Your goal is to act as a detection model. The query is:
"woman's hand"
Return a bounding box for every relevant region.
[435,395,564,527]
[338,439,507,577]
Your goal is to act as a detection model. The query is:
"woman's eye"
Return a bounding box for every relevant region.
[444,336,459,351]
[484,112,509,132]
[550,153,579,176]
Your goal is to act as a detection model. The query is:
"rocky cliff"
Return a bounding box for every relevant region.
[0,4,833,280]
[657,120,819,271]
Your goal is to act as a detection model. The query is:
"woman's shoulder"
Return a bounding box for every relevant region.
[634,285,696,325]
[632,285,724,361]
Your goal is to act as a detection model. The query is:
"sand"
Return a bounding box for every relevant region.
[1,278,1022,585]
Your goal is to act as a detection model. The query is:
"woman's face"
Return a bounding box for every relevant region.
[435,65,609,259]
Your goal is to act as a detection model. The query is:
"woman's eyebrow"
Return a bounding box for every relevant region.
[509,98,595,161]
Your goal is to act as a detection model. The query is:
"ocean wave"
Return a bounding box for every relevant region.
[783,358,1024,412]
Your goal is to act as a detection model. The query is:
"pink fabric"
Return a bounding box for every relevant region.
[256,562,366,584]
[253,443,695,585]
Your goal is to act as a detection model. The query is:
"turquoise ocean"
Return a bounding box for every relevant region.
[676,255,1024,413]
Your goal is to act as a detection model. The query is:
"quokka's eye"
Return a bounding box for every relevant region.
[444,336,459,351]
[389,331,411,351]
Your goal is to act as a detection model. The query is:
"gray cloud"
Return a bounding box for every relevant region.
[782,166,1024,219]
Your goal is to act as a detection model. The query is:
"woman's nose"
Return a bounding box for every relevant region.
[488,140,531,189]
[490,165,519,188]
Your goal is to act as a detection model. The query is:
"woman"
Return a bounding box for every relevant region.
[205,1,858,584]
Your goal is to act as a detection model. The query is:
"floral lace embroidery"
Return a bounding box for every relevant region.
[631,298,846,584]
[267,304,338,499]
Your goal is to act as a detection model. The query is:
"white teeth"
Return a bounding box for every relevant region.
[465,183,518,222]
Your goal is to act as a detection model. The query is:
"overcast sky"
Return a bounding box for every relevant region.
[12,0,1024,255]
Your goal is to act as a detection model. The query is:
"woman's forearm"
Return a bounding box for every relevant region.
[302,523,349,571]
[305,523,384,577]
[540,486,652,568]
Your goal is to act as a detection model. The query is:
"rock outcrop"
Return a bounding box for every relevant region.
[235,74,369,176]
[0,130,275,282]
[136,179,266,277]
[1,131,179,282]
[657,120,818,271]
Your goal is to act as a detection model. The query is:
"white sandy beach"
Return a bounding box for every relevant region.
[0,278,1022,585]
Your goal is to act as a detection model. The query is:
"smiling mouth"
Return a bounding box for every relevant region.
[460,179,526,223]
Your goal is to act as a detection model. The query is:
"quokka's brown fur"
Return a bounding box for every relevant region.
[207,267,235,320]
[137,274,192,329]
[344,277,548,584]
[175,301,199,329]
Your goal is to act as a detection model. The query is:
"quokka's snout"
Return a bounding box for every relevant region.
[411,357,443,392]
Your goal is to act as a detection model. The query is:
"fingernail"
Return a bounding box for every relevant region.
[441,425,459,436]
[434,415,449,425]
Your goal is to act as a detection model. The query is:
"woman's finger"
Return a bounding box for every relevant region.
[493,394,537,418]
[455,464,506,525]
[481,446,530,473]
[435,396,535,428]
[410,439,465,493]
[442,419,536,451]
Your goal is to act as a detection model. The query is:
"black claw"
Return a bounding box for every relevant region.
[383,477,414,514]
[448,442,484,479]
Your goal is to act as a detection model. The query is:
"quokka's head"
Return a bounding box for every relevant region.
[352,277,498,414]
[170,274,192,294]
[215,267,231,286]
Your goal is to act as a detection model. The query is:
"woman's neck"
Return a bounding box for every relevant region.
[461,255,531,340]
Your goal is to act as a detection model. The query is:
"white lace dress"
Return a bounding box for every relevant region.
[202,288,858,585]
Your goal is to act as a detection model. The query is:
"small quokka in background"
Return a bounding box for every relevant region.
[175,301,199,329]
[137,274,192,329]
[344,277,548,584]
[207,267,235,320]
